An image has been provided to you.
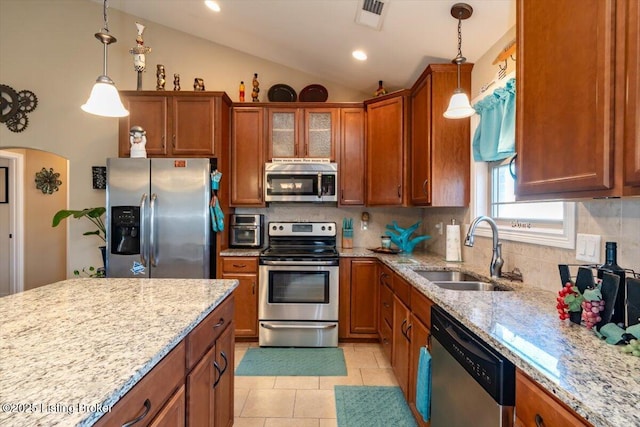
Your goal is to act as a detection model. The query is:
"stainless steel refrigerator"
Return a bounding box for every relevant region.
[106,158,212,278]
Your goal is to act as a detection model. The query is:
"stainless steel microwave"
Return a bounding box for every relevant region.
[264,162,338,203]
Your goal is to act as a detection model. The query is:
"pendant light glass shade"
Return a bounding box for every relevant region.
[444,3,474,120]
[81,75,129,117]
[81,0,128,118]
[443,89,474,119]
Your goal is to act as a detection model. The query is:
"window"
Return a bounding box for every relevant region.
[471,156,575,249]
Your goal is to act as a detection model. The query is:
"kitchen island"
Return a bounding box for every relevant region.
[0,278,238,426]
[340,249,640,427]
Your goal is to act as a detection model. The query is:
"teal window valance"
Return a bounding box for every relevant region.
[472,77,516,162]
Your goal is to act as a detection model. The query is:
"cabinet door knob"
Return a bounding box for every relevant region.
[397,185,401,198]
[422,179,428,196]
[121,399,151,427]
[213,318,225,329]
[252,282,256,295]
[233,264,247,268]
[213,361,222,388]
[534,414,545,427]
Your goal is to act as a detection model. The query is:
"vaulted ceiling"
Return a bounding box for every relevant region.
[103,0,515,94]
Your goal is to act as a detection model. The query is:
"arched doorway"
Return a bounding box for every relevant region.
[0,148,68,294]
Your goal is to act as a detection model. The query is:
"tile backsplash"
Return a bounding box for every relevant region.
[237,198,639,294]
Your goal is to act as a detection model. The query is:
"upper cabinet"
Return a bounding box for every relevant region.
[118,91,231,158]
[339,108,366,206]
[230,106,265,206]
[410,64,472,207]
[266,107,339,160]
[365,91,411,206]
[516,0,640,198]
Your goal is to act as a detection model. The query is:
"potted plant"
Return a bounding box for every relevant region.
[52,207,106,275]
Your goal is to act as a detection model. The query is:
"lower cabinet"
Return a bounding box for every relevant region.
[407,287,433,427]
[379,274,394,361]
[95,295,234,427]
[515,369,591,427]
[220,257,259,338]
[339,258,379,339]
[392,295,411,397]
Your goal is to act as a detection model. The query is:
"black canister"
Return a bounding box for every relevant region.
[597,242,626,326]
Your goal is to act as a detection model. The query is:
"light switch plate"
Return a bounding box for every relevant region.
[576,233,601,263]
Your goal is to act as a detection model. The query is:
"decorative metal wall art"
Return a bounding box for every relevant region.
[130,22,151,90]
[92,166,107,189]
[1,84,38,133]
[35,167,62,194]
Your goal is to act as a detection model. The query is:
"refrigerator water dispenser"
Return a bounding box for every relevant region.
[111,206,140,255]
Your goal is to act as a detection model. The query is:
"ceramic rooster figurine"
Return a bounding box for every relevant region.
[385,221,431,254]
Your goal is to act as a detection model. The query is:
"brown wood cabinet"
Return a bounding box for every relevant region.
[186,296,235,427]
[379,272,394,361]
[339,107,366,205]
[339,258,379,340]
[118,91,231,158]
[230,107,265,206]
[95,295,234,427]
[516,0,640,198]
[365,91,411,206]
[515,369,591,427]
[220,257,259,339]
[407,287,433,427]
[410,64,472,206]
[267,107,339,160]
[392,294,411,397]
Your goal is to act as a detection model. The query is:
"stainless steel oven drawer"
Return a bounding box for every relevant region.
[259,321,338,347]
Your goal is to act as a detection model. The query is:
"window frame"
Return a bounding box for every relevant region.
[469,115,575,249]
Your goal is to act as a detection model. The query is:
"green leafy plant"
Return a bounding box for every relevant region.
[52,207,106,242]
[73,266,105,278]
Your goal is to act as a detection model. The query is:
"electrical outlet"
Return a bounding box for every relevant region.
[576,233,601,263]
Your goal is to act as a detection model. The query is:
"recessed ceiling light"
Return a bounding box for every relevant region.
[352,50,367,61]
[204,1,221,12]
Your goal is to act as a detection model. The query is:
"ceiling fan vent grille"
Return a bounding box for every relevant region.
[355,0,388,30]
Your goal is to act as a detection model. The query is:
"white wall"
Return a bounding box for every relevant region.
[0,0,368,279]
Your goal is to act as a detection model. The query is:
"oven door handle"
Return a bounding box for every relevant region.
[260,260,338,266]
[260,322,337,330]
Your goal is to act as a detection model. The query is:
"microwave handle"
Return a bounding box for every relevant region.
[317,172,322,198]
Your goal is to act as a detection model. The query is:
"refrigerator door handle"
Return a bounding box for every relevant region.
[150,193,158,267]
[139,193,148,267]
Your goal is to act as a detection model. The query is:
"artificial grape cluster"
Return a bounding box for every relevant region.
[621,339,640,357]
[556,282,574,320]
[580,299,605,329]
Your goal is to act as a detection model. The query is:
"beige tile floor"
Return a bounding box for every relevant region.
[234,342,399,427]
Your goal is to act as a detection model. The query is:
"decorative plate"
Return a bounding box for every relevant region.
[299,84,328,102]
[268,84,297,102]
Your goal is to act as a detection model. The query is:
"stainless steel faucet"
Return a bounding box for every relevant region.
[464,216,503,279]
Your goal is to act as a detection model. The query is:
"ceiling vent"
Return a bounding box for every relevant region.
[355,0,388,31]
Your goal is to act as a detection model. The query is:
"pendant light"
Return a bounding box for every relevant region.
[81,0,129,118]
[443,3,474,119]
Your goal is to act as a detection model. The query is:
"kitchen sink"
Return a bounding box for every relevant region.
[415,270,479,282]
[432,281,512,291]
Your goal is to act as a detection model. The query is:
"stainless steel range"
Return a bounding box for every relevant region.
[259,222,339,347]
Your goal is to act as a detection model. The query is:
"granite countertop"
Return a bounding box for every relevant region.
[0,278,238,427]
[365,251,638,427]
[216,247,639,425]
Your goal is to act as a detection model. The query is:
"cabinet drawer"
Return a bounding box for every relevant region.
[94,341,185,427]
[186,296,234,370]
[380,282,394,328]
[410,287,433,329]
[394,274,411,308]
[222,257,258,273]
[515,369,591,427]
[379,263,394,289]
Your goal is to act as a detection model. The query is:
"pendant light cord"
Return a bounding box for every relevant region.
[102,0,109,34]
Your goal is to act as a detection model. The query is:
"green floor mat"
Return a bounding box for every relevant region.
[335,386,417,427]
[235,347,347,376]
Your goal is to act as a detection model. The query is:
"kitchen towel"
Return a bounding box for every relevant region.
[416,346,431,422]
[445,224,462,262]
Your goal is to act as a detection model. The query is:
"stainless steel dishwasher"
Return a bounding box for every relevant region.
[430,306,515,427]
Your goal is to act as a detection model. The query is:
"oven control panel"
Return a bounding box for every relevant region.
[268,222,336,237]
